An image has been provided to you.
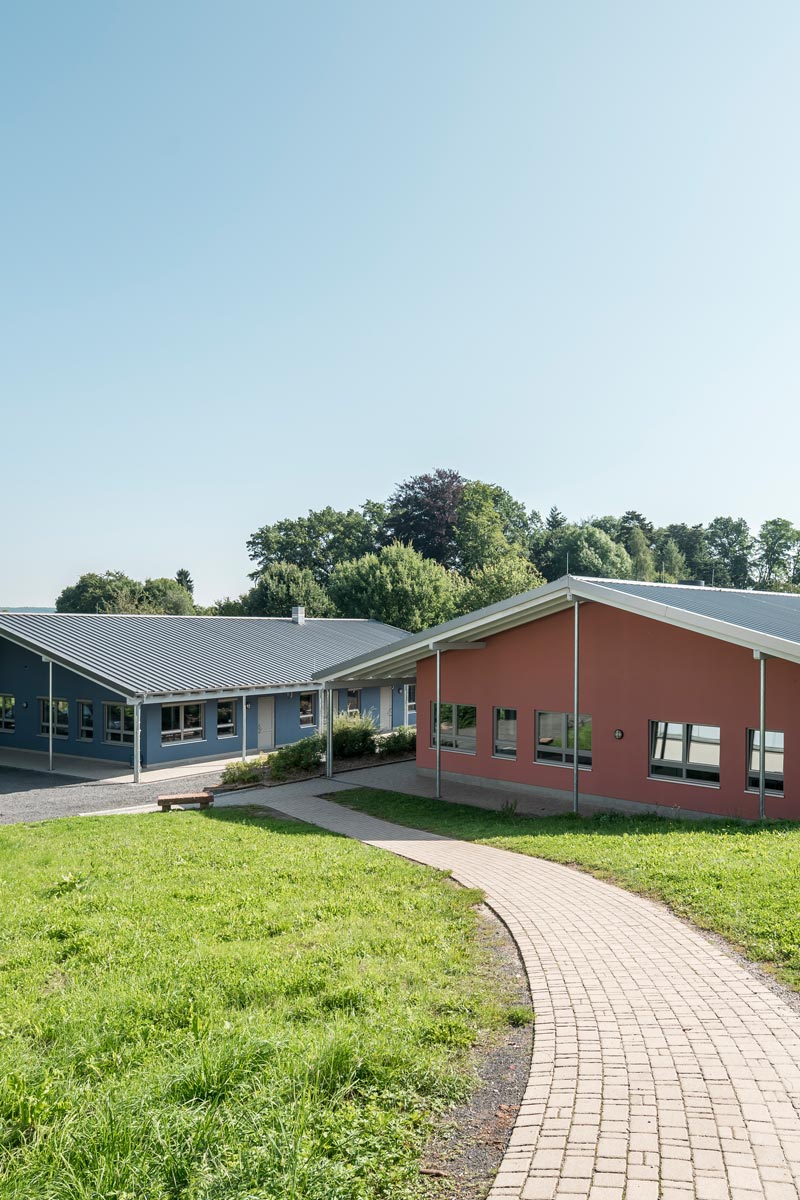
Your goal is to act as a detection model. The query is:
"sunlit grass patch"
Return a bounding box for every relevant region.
[340,790,800,991]
[0,808,507,1199]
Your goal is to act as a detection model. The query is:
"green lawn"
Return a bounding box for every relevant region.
[339,789,800,992]
[0,808,514,1200]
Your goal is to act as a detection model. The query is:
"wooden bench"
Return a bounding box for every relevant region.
[157,790,215,812]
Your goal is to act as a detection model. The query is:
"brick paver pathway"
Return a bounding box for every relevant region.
[262,788,800,1200]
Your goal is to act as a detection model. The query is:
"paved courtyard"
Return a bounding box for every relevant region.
[259,787,800,1200]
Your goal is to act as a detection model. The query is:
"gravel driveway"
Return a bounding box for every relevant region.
[0,766,227,825]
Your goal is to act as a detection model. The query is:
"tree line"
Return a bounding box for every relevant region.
[55,468,800,632]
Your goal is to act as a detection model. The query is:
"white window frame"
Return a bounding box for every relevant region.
[39,697,69,739]
[104,703,135,745]
[430,702,478,755]
[346,689,361,716]
[299,691,317,728]
[493,707,517,759]
[746,728,784,796]
[535,711,592,768]
[216,699,237,739]
[0,694,14,733]
[406,684,416,716]
[649,720,721,786]
[161,702,206,745]
[77,699,94,741]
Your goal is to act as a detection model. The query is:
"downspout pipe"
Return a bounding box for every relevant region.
[435,648,442,800]
[326,688,334,778]
[48,659,53,772]
[759,653,767,821]
[573,598,580,815]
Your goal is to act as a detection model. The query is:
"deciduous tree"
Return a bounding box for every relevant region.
[385,469,465,567]
[329,542,458,632]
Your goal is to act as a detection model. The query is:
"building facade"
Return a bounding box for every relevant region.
[0,609,415,778]
[319,578,800,821]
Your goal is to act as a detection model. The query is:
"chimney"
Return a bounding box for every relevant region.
[292,605,306,625]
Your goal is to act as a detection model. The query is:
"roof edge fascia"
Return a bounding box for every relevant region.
[571,579,800,664]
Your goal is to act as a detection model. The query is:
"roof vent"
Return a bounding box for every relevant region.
[678,579,705,587]
[292,605,306,625]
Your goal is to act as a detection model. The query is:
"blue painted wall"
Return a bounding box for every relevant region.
[142,697,256,766]
[0,638,134,764]
[274,691,319,746]
[0,633,415,771]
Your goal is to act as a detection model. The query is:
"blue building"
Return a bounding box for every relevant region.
[0,606,415,780]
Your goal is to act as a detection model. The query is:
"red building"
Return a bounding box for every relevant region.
[320,577,800,821]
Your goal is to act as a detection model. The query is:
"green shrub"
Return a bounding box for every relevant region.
[269,734,325,781]
[331,712,377,759]
[221,756,270,786]
[377,726,417,758]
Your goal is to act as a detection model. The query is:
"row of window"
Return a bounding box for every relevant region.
[0,691,341,746]
[431,704,786,794]
[0,685,418,749]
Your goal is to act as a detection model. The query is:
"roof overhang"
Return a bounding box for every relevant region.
[315,574,800,685]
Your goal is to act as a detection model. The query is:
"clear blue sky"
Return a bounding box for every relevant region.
[2,2,799,606]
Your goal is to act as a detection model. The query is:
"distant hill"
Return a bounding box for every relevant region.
[0,606,56,613]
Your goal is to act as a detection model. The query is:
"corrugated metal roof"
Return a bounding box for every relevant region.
[586,580,800,644]
[0,613,408,698]
[317,575,800,683]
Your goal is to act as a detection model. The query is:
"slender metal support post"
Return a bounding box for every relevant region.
[133,703,141,783]
[759,654,767,821]
[48,659,53,772]
[573,600,579,815]
[241,696,247,761]
[435,649,442,800]
[326,688,334,778]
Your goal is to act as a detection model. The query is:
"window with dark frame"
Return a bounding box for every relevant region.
[649,721,720,784]
[40,698,69,738]
[299,691,317,727]
[0,694,14,732]
[430,702,477,753]
[746,728,784,794]
[161,703,205,744]
[78,700,94,740]
[493,707,517,758]
[217,700,236,738]
[105,703,135,744]
[535,711,592,766]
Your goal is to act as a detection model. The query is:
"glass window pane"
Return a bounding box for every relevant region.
[162,706,179,732]
[494,708,517,757]
[687,725,720,769]
[299,693,315,725]
[538,711,563,749]
[568,714,592,764]
[651,721,684,763]
[434,700,453,744]
[748,729,784,791]
[455,705,477,752]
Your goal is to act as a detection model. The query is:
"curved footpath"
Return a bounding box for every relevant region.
[262,788,800,1200]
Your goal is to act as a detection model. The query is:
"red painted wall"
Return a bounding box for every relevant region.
[416,603,800,819]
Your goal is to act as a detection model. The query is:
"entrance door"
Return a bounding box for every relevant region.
[257,696,275,751]
[379,686,392,731]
